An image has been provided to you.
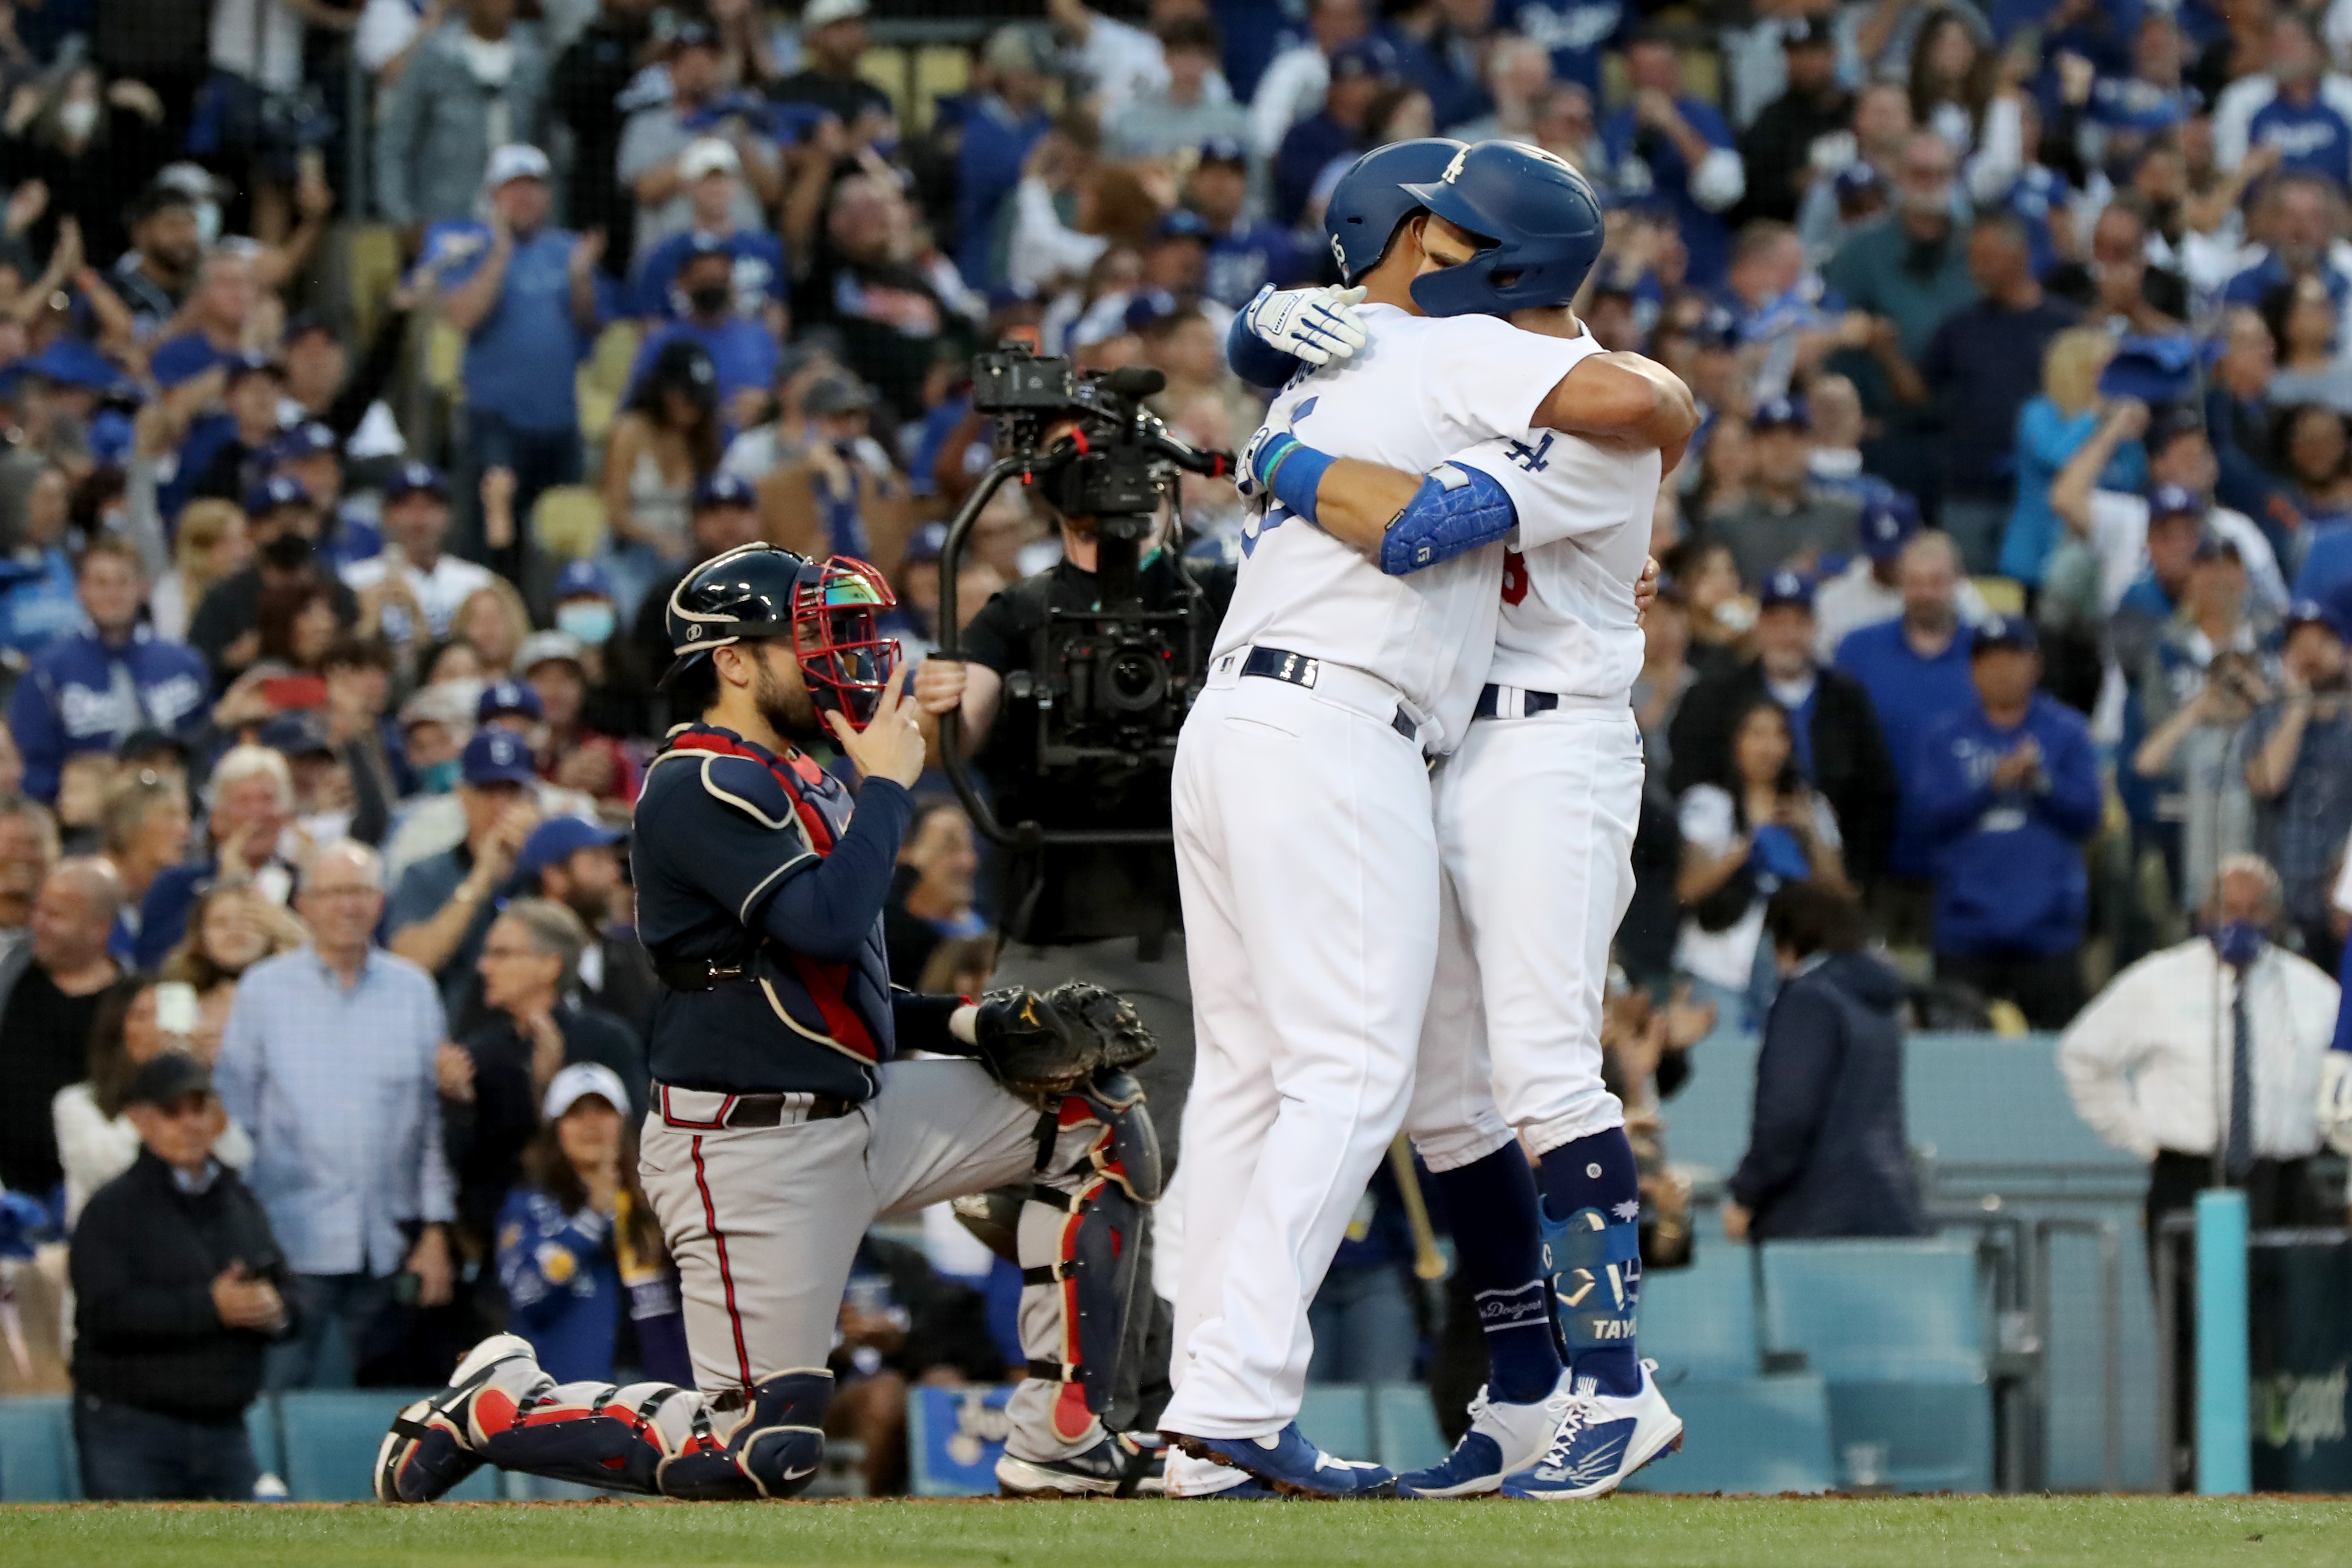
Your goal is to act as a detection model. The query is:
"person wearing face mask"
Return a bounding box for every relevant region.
[375,0,553,232]
[2060,854,2339,1486]
[624,244,780,431]
[2242,599,2352,971]
[616,25,783,271]
[0,64,174,264]
[627,137,787,335]
[518,629,638,806]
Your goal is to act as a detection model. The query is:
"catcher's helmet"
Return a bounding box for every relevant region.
[1323,137,1466,285]
[663,543,901,727]
[1400,140,1606,318]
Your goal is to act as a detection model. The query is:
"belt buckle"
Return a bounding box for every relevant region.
[1274,650,1318,687]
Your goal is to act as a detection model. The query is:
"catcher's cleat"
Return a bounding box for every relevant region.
[375,1333,538,1503]
[1161,1423,1396,1499]
[996,1430,1164,1499]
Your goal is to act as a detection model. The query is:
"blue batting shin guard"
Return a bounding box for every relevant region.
[1540,1205,1642,1395]
[1378,462,1519,576]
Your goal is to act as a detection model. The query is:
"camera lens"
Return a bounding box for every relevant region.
[1102,645,1168,713]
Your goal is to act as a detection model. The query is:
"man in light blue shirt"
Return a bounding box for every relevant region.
[216,841,456,1390]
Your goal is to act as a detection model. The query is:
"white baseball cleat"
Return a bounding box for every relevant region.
[1498,1360,1683,1501]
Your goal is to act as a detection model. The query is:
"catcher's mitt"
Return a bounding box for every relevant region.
[972,982,1157,1100]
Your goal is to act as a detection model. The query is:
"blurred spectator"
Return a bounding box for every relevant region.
[159,882,307,1035]
[957,27,1057,289]
[151,500,251,647]
[1274,35,1395,226]
[1815,493,1988,659]
[2210,12,2352,187]
[218,841,454,1390]
[1737,20,1851,227]
[603,341,723,618]
[133,746,298,971]
[456,580,534,678]
[343,463,495,655]
[187,477,362,684]
[1186,139,1310,309]
[388,729,543,1017]
[1603,31,1744,286]
[762,382,916,574]
[885,799,989,991]
[376,0,552,230]
[1305,1157,1418,1384]
[1632,586,1696,769]
[1999,328,2139,591]
[630,250,778,423]
[1669,570,1896,886]
[0,464,89,665]
[436,145,604,573]
[2261,274,2352,414]
[618,26,782,270]
[0,858,124,1197]
[2219,173,2348,314]
[792,171,958,423]
[321,637,403,847]
[10,539,208,805]
[518,631,636,806]
[1706,396,1860,583]
[187,359,296,504]
[1724,884,1924,1241]
[67,1052,288,1501]
[514,815,655,1037]
[1913,213,2081,573]
[1250,0,1371,157]
[0,66,175,264]
[1796,82,1910,262]
[0,795,59,961]
[630,140,787,331]
[549,0,660,273]
[99,773,191,961]
[1674,696,1850,1021]
[55,979,251,1224]
[1823,131,1974,436]
[1916,618,2102,1028]
[1443,33,1553,145]
[771,0,894,125]
[2134,587,2273,917]
[1106,17,1251,160]
[442,898,642,1254]
[2242,607,2352,970]
[495,1062,684,1386]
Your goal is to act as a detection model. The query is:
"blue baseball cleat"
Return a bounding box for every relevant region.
[1163,1423,1396,1498]
[1175,1475,1283,1499]
[1396,1376,1577,1498]
[1499,1360,1683,1502]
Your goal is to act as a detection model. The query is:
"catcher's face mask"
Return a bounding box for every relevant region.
[791,555,900,728]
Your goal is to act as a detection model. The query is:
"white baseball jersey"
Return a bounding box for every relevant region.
[1442,331,1660,706]
[1217,304,1597,751]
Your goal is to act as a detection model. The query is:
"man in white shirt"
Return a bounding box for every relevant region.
[1249,0,1370,155]
[1813,493,1988,660]
[343,465,494,656]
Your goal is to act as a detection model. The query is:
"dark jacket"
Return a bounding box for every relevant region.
[69,1148,291,1422]
[444,1002,647,1246]
[1665,659,1898,882]
[1728,952,1925,1240]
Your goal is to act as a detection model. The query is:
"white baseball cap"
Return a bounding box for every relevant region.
[801,0,870,29]
[679,137,742,182]
[544,1061,633,1121]
[482,143,553,192]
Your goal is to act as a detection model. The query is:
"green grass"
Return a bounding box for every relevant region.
[3,1496,2351,1568]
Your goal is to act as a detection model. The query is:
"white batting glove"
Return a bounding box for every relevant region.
[1234,422,1287,504]
[2319,1051,2352,1156]
[1241,282,1370,368]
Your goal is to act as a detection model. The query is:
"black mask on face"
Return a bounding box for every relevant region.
[688,284,731,317]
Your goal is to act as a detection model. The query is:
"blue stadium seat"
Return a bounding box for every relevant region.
[1759,1240,1994,1492]
[1641,1238,1758,1378]
[1904,1034,2138,1170]
[1619,1375,1834,1494]
[279,1391,498,1502]
[0,1395,78,1501]
[1296,1385,1371,1458]
[1369,1384,1448,1474]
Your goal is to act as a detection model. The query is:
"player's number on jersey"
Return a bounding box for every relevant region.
[1502,549,1529,606]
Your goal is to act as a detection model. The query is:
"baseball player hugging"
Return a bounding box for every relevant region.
[1159,138,1693,1499]
[378,544,1166,1503]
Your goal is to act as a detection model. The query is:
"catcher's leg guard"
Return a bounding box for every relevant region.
[652,1370,833,1501]
[470,1367,833,1500]
[376,1333,537,1502]
[1006,1070,1160,1461]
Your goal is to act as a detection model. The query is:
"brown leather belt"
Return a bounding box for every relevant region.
[724,1092,851,1128]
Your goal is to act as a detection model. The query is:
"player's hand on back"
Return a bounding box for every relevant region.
[1634,555,1660,622]
[1242,282,1370,368]
[827,662,926,789]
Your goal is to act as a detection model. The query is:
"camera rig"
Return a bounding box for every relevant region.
[935,345,1233,851]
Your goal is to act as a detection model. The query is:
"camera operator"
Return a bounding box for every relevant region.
[911,418,1232,1166]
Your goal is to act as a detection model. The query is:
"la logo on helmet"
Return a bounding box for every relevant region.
[1441,147,1469,183]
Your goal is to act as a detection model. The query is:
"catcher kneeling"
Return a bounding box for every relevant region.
[377,546,1162,1503]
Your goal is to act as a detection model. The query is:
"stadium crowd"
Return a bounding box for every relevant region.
[0,0,2348,1501]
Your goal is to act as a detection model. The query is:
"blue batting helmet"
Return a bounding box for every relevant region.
[1323,137,1467,285]
[1400,141,1607,318]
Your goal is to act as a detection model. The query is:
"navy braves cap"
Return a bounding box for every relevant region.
[1859,493,1921,559]
[1759,569,1814,611]
[477,678,544,723]
[518,815,626,884]
[1973,614,2039,656]
[554,558,613,600]
[462,727,538,786]
[2146,481,2205,522]
[1750,394,1809,431]
[693,472,757,512]
[384,461,448,502]
[244,473,313,516]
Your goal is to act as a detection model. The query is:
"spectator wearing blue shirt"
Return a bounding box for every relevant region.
[1274,36,1394,225]
[8,539,208,804]
[628,139,787,334]
[1913,616,2102,1029]
[0,465,89,664]
[2220,174,2350,313]
[2213,15,2352,190]
[1188,141,1311,308]
[956,27,1056,290]
[625,245,780,429]
[1603,32,1746,286]
[2002,326,2147,585]
[2242,610,2352,968]
[436,145,606,578]
[1507,0,1627,98]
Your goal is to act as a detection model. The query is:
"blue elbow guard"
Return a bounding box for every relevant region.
[1378,462,1520,576]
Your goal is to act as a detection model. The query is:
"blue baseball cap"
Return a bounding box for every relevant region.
[220,349,283,386]
[1859,493,1922,560]
[9,337,128,393]
[244,473,314,517]
[257,711,334,757]
[461,728,538,786]
[904,521,948,566]
[2098,333,2200,405]
[1973,614,2039,656]
[693,472,757,512]
[2288,598,2349,642]
[1151,208,1213,244]
[478,678,543,723]
[1328,36,1398,81]
[2146,482,2205,523]
[518,815,626,884]
[1124,287,1180,334]
[149,335,226,389]
[1197,136,1247,167]
[1691,307,1740,352]
[1750,394,1809,432]
[1759,569,1814,611]
[383,461,448,502]
[269,421,337,462]
[1833,163,1884,204]
[553,558,613,601]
